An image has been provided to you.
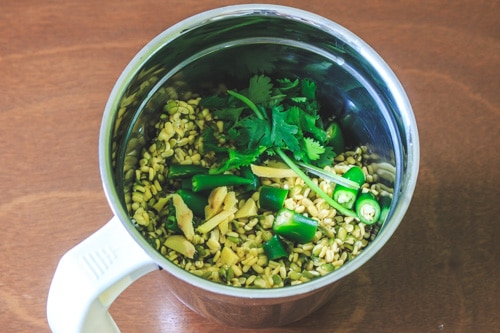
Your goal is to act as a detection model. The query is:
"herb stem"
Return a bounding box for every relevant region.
[227,90,266,120]
[227,85,357,218]
[276,148,357,217]
[191,174,253,192]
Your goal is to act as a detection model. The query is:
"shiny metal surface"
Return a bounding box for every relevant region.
[99,4,419,327]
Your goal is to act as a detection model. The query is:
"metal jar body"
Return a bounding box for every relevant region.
[99,4,419,328]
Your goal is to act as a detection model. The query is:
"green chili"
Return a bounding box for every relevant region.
[273,208,318,243]
[165,215,180,232]
[326,122,345,154]
[263,234,288,260]
[240,165,260,191]
[180,178,193,190]
[168,164,208,178]
[355,192,381,225]
[259,185,288,211]
[176,189,208,217]
[164,200,181,232]
[191,174,253,192]
[378,195,392,224]
[332,166,365,209]
[275,148,357,218]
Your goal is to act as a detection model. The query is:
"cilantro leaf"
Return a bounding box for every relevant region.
[199,75,357,217]
[270,106,300,152]
[291,97,308,103]
[229,116,271,149]
[304,137,325,161]
[247,75,273,105]
[213,107,245,123]
[200,95,230,109]
[201,126,226,153]
[286,106,328,144]
[314,146,337,167]
[301,79,317,100]
[209,146,267,174]
[276,78,299,91]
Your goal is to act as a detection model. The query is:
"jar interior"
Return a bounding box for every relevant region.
[109,13,406,256]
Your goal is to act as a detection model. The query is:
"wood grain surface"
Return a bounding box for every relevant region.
[1,1,498,332]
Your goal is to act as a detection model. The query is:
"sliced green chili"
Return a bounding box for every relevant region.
[332,166,365,209]
[164,200,181,232]
[378,195,392,224]
[326,122,345,154]
[168,164,208,178]
[276,148,357,218]
[273,208,318,243]
[165,215,180,232]
[191,174,253,192]
[176,189,208,217]
[259,185,288,211]
[263,234,288,260]
[355,192,381,225]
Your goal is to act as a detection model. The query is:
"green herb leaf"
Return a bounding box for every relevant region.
[286,105,327,144]
[270,106,300,152]
[209,146,267,174]
[200,95,230,109]
[314,146,337,167]
[201,126,226,153]
[291,97,308,103]
[301,79,317,100]
[199,75,352,214]
[213,107,245,123]
[276,78,299,91]
[247,74,273,105]
[230,116,271,149]
[304,137,325,161]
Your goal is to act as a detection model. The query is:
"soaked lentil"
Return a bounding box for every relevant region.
[128,97,391,288]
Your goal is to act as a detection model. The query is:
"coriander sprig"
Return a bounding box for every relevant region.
[218,76,357,217]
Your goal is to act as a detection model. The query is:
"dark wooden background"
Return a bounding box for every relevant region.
[1,1,498,332]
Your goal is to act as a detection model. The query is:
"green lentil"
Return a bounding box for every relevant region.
[128,95,390,288]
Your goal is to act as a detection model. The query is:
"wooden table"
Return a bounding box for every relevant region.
[1,1,498,332]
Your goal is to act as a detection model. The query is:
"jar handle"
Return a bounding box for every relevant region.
[47,216,158,333]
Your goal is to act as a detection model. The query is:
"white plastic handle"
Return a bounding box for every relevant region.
[47,216,159,333]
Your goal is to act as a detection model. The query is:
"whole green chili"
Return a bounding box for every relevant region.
[176,189,208,217]
[168,164,208,178]
[191,174,253,192]
[240,165,260,191]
